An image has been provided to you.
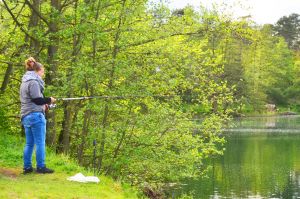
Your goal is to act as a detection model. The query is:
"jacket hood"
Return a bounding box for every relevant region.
[22,71,45,92]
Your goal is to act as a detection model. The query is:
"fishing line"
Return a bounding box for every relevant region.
[56,94,178,101]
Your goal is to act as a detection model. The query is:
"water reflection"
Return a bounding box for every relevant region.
[231,115,300,130]
[174,116,300,199]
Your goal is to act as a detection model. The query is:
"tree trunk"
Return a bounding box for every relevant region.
[46,0,61,147]
[105,107,132,175]
[58,101,72,153]
[97,0,126,173]
[0,63,13,94]
[78,109,91,165]
[28,0,41,54]
[58,0,85,154]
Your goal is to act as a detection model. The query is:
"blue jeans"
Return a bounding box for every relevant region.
[21,112,46,168]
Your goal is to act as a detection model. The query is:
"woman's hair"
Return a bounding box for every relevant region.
[25,57,36,71]
[33,62,43,71]
[25,57,43,71]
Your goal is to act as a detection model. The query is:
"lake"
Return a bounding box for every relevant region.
[174,115,300,198]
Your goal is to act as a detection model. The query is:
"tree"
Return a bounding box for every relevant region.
[273,13,300,51]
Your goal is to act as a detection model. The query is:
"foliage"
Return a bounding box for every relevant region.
[0,0,299,194]
[273,13,300,51]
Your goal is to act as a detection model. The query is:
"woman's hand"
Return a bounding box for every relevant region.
[50,97,56,104]
[45,104,49,112]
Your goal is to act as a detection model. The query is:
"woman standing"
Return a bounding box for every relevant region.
[20,58,56,174]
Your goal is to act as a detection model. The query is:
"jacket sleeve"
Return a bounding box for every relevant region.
[31,97,52,105]
[29,81,51,105]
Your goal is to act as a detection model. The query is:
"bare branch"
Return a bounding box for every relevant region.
[24,0,50,26]
[0,60,23,66]
[2,0,38,43]
[15,1,26,21]
[122,32,200,49]
[60,0,77,12]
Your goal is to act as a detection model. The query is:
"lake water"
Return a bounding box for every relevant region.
[174,115,300,199]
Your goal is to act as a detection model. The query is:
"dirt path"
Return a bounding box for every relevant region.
[0,167,20,178]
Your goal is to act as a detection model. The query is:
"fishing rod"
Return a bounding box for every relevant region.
[56,94,177,101]
[48,94,180,109]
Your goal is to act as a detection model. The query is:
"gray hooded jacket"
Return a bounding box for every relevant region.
[20,71,45,119]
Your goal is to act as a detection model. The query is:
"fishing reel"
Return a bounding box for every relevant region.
[49,104,57,109]
[45,104,57,111]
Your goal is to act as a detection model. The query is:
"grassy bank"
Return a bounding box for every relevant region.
[0,130,139,199]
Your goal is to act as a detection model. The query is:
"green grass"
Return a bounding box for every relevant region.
[0,130,139,199]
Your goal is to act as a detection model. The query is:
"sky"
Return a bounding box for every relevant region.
[166,0,300,24]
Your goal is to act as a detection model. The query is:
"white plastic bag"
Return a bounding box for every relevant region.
[67,173,100,183]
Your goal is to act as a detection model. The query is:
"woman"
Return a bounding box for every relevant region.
[20,58,56,174]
